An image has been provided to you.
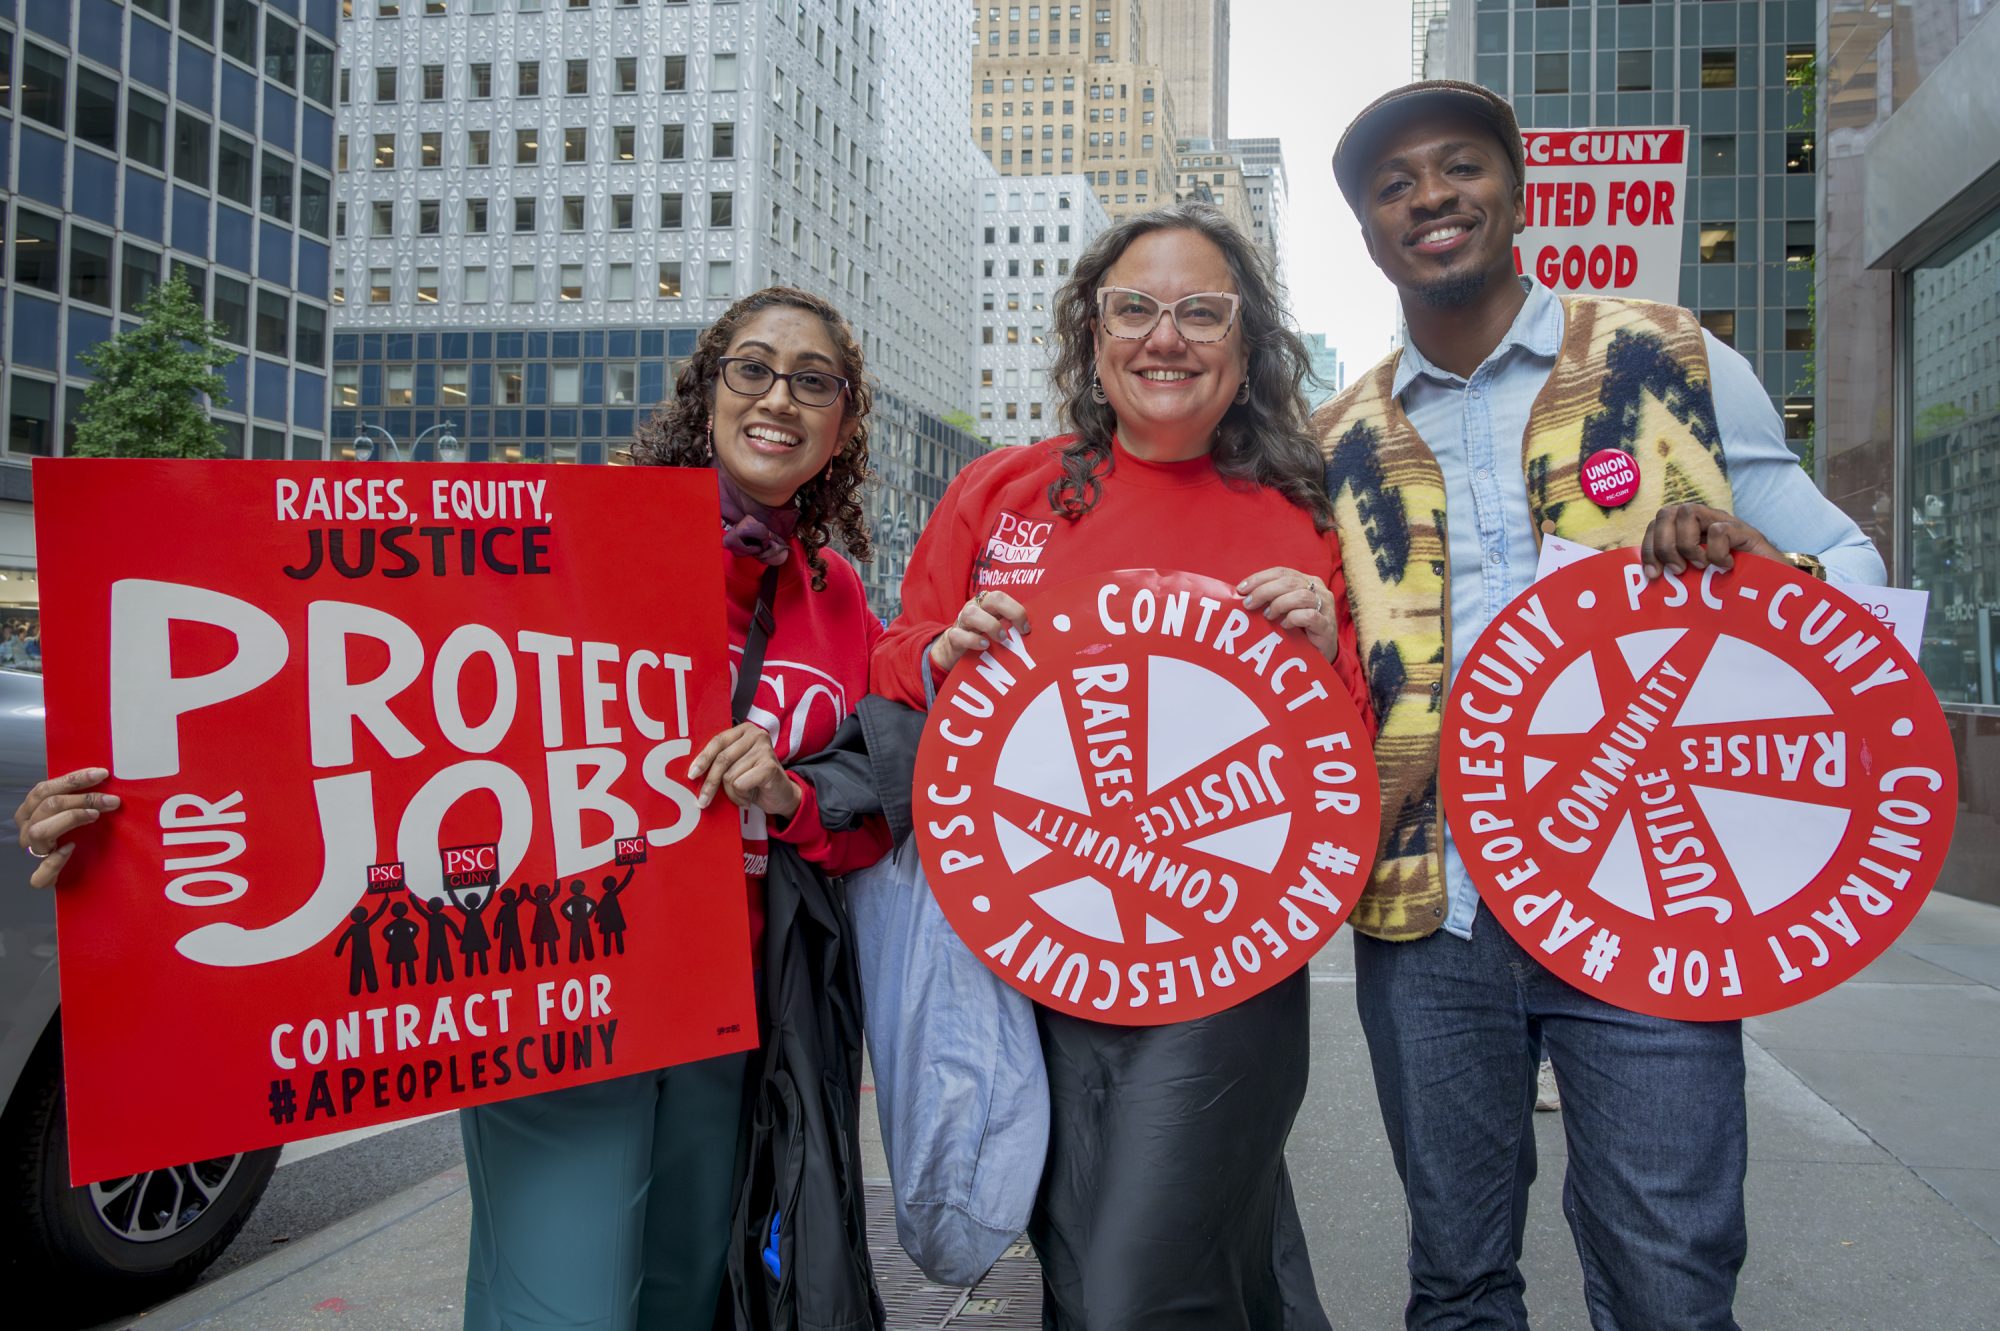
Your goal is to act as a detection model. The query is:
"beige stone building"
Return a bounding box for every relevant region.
[1173,139,1254,240]
[1142,0,1229,142]
[970,1,1181,221]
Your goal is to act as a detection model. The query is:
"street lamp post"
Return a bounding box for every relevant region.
[351,421,462,462]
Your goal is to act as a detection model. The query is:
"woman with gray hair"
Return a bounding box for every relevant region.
[872,203,1373,1328]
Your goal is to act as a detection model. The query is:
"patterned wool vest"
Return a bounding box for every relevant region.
[1313,296,1734,942]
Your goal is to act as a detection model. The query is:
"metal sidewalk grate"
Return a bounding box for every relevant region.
[867,1183,1044,1329]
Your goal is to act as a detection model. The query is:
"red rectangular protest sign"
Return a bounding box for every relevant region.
[33,460,757,1184]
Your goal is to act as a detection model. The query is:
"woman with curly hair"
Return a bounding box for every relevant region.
[872,204,1373,1328]
[457,285,891,1330]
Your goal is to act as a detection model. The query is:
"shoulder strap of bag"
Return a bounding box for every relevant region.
[732,563,781,725]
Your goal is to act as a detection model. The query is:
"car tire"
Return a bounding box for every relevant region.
[1,1027,279,1327]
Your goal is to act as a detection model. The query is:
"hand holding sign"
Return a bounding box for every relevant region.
[1639,502,1783,580]
[15,766,120,888]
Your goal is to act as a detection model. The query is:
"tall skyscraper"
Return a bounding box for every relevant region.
[974,176,1110,448]
[1173,138,1252,238]
[1228,135,1287,286]
[1141,0,1226,142]
[1,0,341,566]
[330,0,987,613]
[1437,0,1817,432]
[969,0,1179,222]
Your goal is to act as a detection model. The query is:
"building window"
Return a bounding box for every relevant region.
[510,267,534,302]
[173,112,212,187]
[711,123,736,158]
[1700,134,1736,176]
[387,366,414,406]
[1697,309,1734,347]
[221,0,256,64]
[710,192,734,226]
[662,124,685,160]
[335,366,361,407]
[214,274,250,342]
[515,129,539,164]
[562,196,585,231]
[658,262,683,298]
[374,133,396,168]
[1700,50,1736,89]
[260,152,293,222]
[127,93,169,171]
[615,56,637,93]
[1908,209,2000,702]
[422,64,444,100]
[660,192,684,228]
[707,261,733,298]
[552,364,581,403]
[416,268,439,303]
[1699,225,1736,264]
[471,63,493,98]
[1786,133,1816,174]
[1784,308,1813,352]
[264,14,297,87]
[468,130,491,165]
[420,131,442,167]
[1616,49,1650,92]
[418,199,440,235]
[663,54,686,92]
[564,127,586,162]
[713,53,738,91]
[517,61,541,96]
[1785,220,1815,267]
[369,268,392,304]
[566,58,589,95]
[514,198,536,231]
[73,67,118,153]
[609,366,636,404]
[256,289,287,354]
[371,200,394,236]
[464,266,489,302]
[614,126,636,160]
[1533,52,1568,95]
[560,265,583,300]
[612,194,634,229]
[467,198,489,233]
[69,228,113,307]
[375,65,398,101]
[608,263,634,300]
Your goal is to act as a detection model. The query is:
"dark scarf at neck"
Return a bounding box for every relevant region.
[718,468,799,566]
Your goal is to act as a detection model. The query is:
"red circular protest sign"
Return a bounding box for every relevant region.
[914,569,1379,1024]
[1581,448,1640,508]
[1441,551,1956,1020]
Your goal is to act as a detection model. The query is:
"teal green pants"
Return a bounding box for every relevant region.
[460,1052,748,1331]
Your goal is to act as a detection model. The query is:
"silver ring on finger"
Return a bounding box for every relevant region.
[24,843,48,860]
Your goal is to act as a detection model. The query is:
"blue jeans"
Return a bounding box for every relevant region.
[1353,908,1746,1331]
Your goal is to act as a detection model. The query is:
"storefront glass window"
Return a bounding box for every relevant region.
[1908,209,2000,705]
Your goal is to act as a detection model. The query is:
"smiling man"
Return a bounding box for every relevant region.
[1314,82,1884,1330]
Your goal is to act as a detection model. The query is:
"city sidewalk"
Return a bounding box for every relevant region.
[114,891,2000,1330]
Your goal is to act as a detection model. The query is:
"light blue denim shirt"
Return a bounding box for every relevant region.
[1397,279,1889,940]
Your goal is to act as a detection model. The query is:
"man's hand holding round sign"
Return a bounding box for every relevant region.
[1440,550,1955,1020]
[913,569,1380,1024]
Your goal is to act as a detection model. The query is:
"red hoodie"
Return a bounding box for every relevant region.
[872,435,1374,735]
[722,542,890,943]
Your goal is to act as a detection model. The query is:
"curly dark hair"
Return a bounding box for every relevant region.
[630,286,873,590]
[1048,202,1334,529]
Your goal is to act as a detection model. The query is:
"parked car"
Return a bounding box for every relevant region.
[0,668,278,1325]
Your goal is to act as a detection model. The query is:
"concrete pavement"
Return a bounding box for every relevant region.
[112,890,2000,1330]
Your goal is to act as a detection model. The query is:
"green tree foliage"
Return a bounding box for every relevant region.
[71,273,236,458]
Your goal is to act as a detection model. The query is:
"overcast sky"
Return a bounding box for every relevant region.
[1230,0,1412,373]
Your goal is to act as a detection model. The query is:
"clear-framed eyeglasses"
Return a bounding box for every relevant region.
[716,356,850,408]
[1095,287,1242,344]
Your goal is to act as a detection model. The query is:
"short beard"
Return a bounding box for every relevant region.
[1412,266,1492,309]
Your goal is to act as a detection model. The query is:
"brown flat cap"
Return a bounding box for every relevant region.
[1332,80,1526,216]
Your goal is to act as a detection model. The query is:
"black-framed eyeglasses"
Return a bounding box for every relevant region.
[1095,287,1242,343]
[717,356,850,408]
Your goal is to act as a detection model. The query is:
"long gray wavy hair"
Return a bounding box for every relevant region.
[1047,201,1332,528]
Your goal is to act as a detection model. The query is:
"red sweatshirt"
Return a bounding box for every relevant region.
[872,436,1374,734]
[723,543,891,941]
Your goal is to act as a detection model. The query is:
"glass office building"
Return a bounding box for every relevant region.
[1443,0,1820,440]
[0,0,338,614]
[329,0,986,613]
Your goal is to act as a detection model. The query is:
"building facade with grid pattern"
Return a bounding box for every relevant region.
[1441,0,1819,436]
[0,0,340,575]
[973,175,1107,448]
[328,0,988,614]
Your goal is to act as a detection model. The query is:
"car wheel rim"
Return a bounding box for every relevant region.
[87,1154,245,1243]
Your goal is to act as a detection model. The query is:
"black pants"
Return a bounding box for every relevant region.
[1029,971,1330,1331]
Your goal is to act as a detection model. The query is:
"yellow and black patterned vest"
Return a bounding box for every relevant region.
[1312,296,1734,942]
